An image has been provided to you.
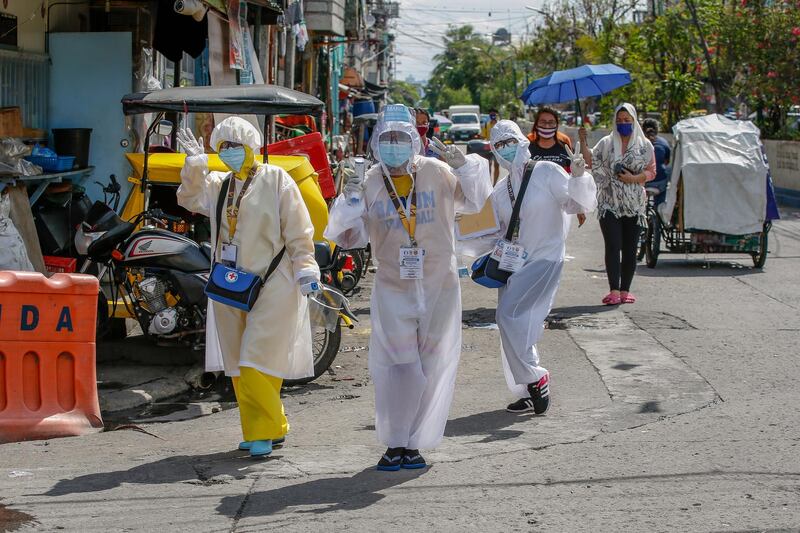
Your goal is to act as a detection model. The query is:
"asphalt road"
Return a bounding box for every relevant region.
[2,162,800,531]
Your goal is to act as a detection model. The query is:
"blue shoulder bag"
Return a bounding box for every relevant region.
[204,176,285,312]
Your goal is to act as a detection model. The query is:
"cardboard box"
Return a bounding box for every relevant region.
[0,107,23,137]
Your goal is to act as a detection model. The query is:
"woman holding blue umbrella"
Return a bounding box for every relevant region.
[589,103,656,305]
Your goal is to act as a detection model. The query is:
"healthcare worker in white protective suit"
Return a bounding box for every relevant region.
[476,120,597,415]
[176,117,321,458]
[324,105,491,471]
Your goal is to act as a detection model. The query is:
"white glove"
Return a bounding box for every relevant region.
[566,141,586,177]
[176,128,204,158]
[343,172,364,198]
[429,137,467,169]
[298,276,322,298]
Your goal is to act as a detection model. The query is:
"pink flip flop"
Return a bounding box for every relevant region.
[602,293,621,305]
[620,292,637,304]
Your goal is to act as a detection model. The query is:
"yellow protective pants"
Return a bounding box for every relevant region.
[231,367,288,442]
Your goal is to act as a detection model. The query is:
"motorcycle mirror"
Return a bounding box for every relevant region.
[155,120,174,137]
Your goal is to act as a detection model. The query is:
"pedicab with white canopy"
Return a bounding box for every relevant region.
[645,114,779,268]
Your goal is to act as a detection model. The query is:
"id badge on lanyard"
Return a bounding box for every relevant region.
[399,246,425,279]
[221,243,238,268]
[382,172,425,280]
[491,239,527,273]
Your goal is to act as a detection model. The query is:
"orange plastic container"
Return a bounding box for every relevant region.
[0,272,103,443]
[266,132,336,199]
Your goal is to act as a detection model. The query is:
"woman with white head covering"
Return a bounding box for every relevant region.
[589,103,656,305]
[325,104,491,470]
[465,120,596,414]
[176,117,321,458]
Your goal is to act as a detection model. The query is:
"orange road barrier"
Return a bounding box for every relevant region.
[0,272,103,443]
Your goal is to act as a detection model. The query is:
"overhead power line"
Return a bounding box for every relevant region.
[394,29,446,49]
[399,7,531,14]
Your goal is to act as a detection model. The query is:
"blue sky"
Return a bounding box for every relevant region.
[393,0,546,82]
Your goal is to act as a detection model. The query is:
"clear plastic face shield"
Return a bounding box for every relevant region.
[308,285,350,332]
[370,104,421,177]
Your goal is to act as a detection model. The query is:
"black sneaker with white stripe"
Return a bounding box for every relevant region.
[506,397,536,413]
[377,447,404,471]
[527,372,551,415]
[401,449,426,469]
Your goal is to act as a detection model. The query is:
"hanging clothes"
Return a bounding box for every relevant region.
[153,0,208,62]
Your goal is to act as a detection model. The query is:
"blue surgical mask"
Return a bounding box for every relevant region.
[497,145,518,164]
[219,146,246,172]
[379,142,413,168]
[616,123,634,137]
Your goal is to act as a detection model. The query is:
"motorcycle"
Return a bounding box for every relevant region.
[76,199,211,350]
[76,177,357,384]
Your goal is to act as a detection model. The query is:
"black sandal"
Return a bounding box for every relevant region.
[401,449,426,469]
[377,447,404,471]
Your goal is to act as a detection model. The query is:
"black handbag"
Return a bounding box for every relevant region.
[471,161,535,288]
[204,176,285,311]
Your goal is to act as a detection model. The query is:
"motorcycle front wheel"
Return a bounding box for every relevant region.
[283,320,342,386]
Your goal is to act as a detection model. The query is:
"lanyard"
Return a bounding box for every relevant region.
[506,176,515,204]
[381,172,418,246]
[505,177,520,241]
[226,165,258,240]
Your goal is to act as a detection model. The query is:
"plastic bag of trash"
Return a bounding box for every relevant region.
[0,138,41,176]
[308,285,347,332]
[0,191,34,271]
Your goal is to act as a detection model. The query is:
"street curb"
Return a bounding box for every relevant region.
[99,375,193,415]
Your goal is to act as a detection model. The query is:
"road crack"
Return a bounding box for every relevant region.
[733,276,798,311]
[228,473,260,533]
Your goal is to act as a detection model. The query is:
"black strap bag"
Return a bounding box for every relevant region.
[470,160,535,288]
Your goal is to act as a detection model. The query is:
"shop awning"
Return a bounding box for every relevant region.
[363,80,388,97]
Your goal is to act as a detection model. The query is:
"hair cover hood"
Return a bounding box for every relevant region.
[489,119,531,181]
[210,116,263,153]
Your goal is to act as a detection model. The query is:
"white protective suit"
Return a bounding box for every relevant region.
[177,118,319,380]
[324,115,491,450]
[479,120,597,398]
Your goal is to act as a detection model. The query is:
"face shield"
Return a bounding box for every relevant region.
[370,104,421,176]
[377,130,414,174]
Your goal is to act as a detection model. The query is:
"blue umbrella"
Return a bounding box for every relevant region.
[521,64,631,121]
[520,74,551,103]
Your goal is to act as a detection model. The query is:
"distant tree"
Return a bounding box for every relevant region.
[389,80,422,108]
